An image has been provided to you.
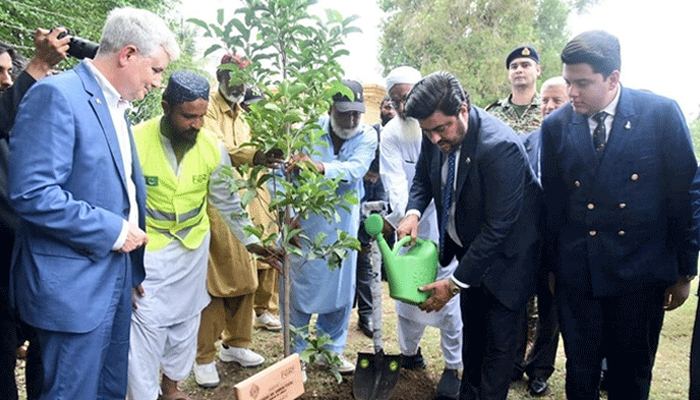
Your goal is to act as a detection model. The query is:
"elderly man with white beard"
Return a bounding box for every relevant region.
[283,79,377,374]
[379,67,463,399]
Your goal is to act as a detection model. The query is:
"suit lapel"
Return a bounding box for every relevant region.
[600,87,636,167]
[568,112,598,174]
[433,145,444,204]
[128,120,147,229]
[75,61,128,193]
[455,108,479,197]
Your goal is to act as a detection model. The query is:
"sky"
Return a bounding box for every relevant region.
[180,0,700,118]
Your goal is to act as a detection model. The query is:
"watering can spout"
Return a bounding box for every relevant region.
[364,214,439,306]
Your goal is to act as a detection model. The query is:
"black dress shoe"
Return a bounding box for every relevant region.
[436,368,460,399]
[528,377,549,396]
[401,346,426,369]
[358,316,373,338]
[511,370,524,382]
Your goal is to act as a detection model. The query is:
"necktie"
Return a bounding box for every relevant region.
[440,151,456,256]
[592,111,608,153]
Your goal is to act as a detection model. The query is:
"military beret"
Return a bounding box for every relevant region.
[506,46,539,68]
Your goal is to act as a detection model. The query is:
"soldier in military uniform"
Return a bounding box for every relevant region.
[488,45,543,392]
[486,45,542,134]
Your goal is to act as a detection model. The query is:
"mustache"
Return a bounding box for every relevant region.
[173,128,200,143]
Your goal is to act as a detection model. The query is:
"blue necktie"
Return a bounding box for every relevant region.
[440,152,456,256]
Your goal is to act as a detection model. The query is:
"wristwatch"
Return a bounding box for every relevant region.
[448,278,461,296]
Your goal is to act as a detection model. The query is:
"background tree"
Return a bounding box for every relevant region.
[0,0,173,57]
[378,0,599,106]
[0,0,207,124]
[189,0,361,364]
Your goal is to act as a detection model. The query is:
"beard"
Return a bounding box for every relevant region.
[330,113,363,140]
[218,82,244,105]
[380,113,394,126]
[163,115,198,147]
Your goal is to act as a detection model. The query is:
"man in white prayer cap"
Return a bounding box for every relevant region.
[379,66,463,400]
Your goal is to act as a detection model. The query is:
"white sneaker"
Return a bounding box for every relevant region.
[255,312,282,331]
[335,354,355,374]
[219,345,265,367]
[318,354,355,374]
[193,361,220,388]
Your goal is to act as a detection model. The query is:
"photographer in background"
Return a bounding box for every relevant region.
[0,29,69,134]
[1,28,68,400]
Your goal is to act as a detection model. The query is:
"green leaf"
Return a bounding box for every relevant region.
[231,18,250,41]
[203,43,222,58]
[186,18,210,32]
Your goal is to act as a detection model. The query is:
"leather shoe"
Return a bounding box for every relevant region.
[358,316,373,338]
[436,368,460,399]
[511,370,524,382]
[401,347,426,369]
[528,377,549,396]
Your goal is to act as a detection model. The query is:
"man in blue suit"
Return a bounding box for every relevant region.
[397,71,541,400]
[541,30,698,400]
[8,7,179,399]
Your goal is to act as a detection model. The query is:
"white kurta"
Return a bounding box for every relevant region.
[129,132,258,399]
[379,116,461,329]
[288,117,377,314]
[132,138,257,327]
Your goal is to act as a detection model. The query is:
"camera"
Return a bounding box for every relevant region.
[57,31,99,59]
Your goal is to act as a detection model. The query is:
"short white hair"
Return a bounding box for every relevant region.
[97,7,179,61]
[540,76,566,93]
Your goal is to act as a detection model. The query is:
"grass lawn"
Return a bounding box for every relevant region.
[404,280,697,400]
[14,282,697,399]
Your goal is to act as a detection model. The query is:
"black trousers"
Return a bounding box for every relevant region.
[355,244,375,320]
[1,287,42,400]
[690,292,700,400]
[459,286,522,400]
[513,278,559,381]
[557,277,665,400]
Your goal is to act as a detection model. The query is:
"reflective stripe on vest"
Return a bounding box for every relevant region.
[133,117,221,251]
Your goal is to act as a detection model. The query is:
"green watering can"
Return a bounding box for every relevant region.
[363,213,439,306]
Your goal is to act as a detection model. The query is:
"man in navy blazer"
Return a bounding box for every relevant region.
[541,30,698,400]
[397,71,541,400]
[8,8,178,399]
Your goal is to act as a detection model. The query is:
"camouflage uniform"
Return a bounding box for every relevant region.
[486,93,542,135]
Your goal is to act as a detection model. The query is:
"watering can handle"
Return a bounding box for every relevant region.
[392,236,424,255]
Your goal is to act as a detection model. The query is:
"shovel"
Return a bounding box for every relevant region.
[354,211,402,400]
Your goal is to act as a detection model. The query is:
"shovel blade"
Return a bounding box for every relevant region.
[353,351,402,400]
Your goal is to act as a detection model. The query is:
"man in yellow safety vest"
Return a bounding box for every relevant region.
[127,70,279,400]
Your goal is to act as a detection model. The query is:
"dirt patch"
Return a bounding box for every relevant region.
[181,283,443,400]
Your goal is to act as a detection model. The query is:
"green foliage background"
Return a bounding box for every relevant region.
[0,0,173,57]
[377,0,599,107]
[0,0,211,124]
[690,112,700,159]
